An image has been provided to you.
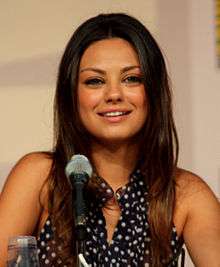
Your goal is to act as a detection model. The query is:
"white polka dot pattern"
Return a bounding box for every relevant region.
[36,170,183,266]
[37,218,64,266]
[83,170,183,266]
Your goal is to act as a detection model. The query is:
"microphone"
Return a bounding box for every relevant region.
[65,154,93,239]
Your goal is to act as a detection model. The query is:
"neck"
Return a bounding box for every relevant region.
[90,141,139,192]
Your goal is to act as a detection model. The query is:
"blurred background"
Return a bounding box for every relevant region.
[0,1,219,266]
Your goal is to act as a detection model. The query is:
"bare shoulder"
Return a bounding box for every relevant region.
[175,168,218,203]
[173,169,220,234]
[174,169,220,266]
[0,152,53,265]
[2,152,53,192]
[0,151,53,212]
[10,151,52,177]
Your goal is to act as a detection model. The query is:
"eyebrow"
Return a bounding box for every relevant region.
[79,65,141,75]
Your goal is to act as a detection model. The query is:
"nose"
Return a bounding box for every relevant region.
[104,82,124,104]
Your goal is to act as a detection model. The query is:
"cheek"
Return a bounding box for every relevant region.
[139,88,148,111]
[128,88,148,112]
[77,88,102,115]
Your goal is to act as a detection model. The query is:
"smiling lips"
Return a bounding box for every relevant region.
[97,110,132,123]
[98,110,132,117]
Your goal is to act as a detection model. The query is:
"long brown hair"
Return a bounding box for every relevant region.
[44,13,179,266]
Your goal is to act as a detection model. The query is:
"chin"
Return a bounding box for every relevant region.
[92,131,141,145]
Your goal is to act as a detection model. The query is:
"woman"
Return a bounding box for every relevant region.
[0,13,219,267]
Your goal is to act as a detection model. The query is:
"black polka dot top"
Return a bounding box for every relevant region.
[37,170,184,266]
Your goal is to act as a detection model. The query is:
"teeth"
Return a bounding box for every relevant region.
[103,111,126,117]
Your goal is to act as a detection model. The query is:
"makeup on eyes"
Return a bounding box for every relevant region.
[80,66,143,88]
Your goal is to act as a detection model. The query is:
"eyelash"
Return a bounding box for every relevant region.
[84,76,143,86]
[123,76,143,83]
[84,78,104,86]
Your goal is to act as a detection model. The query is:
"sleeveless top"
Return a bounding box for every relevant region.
[37,170,184,266]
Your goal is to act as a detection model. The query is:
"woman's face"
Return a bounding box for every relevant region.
[77,38,148,144]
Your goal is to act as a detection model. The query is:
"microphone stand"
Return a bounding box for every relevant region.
[70,173,88,267]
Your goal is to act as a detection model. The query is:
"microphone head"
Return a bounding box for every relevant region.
[65,154,93,180]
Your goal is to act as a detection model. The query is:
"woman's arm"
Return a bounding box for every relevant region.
[0,152,52,267]
[182,173,220,267]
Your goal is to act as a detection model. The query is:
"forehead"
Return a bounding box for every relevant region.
[79,38,140,68]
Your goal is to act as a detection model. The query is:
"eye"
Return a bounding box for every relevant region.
[84,78,104,87]
[123,75,143,84]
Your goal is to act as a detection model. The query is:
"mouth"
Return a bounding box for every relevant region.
[98,110,132,117]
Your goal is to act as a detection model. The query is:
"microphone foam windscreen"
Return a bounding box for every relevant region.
[65,154,93,178]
